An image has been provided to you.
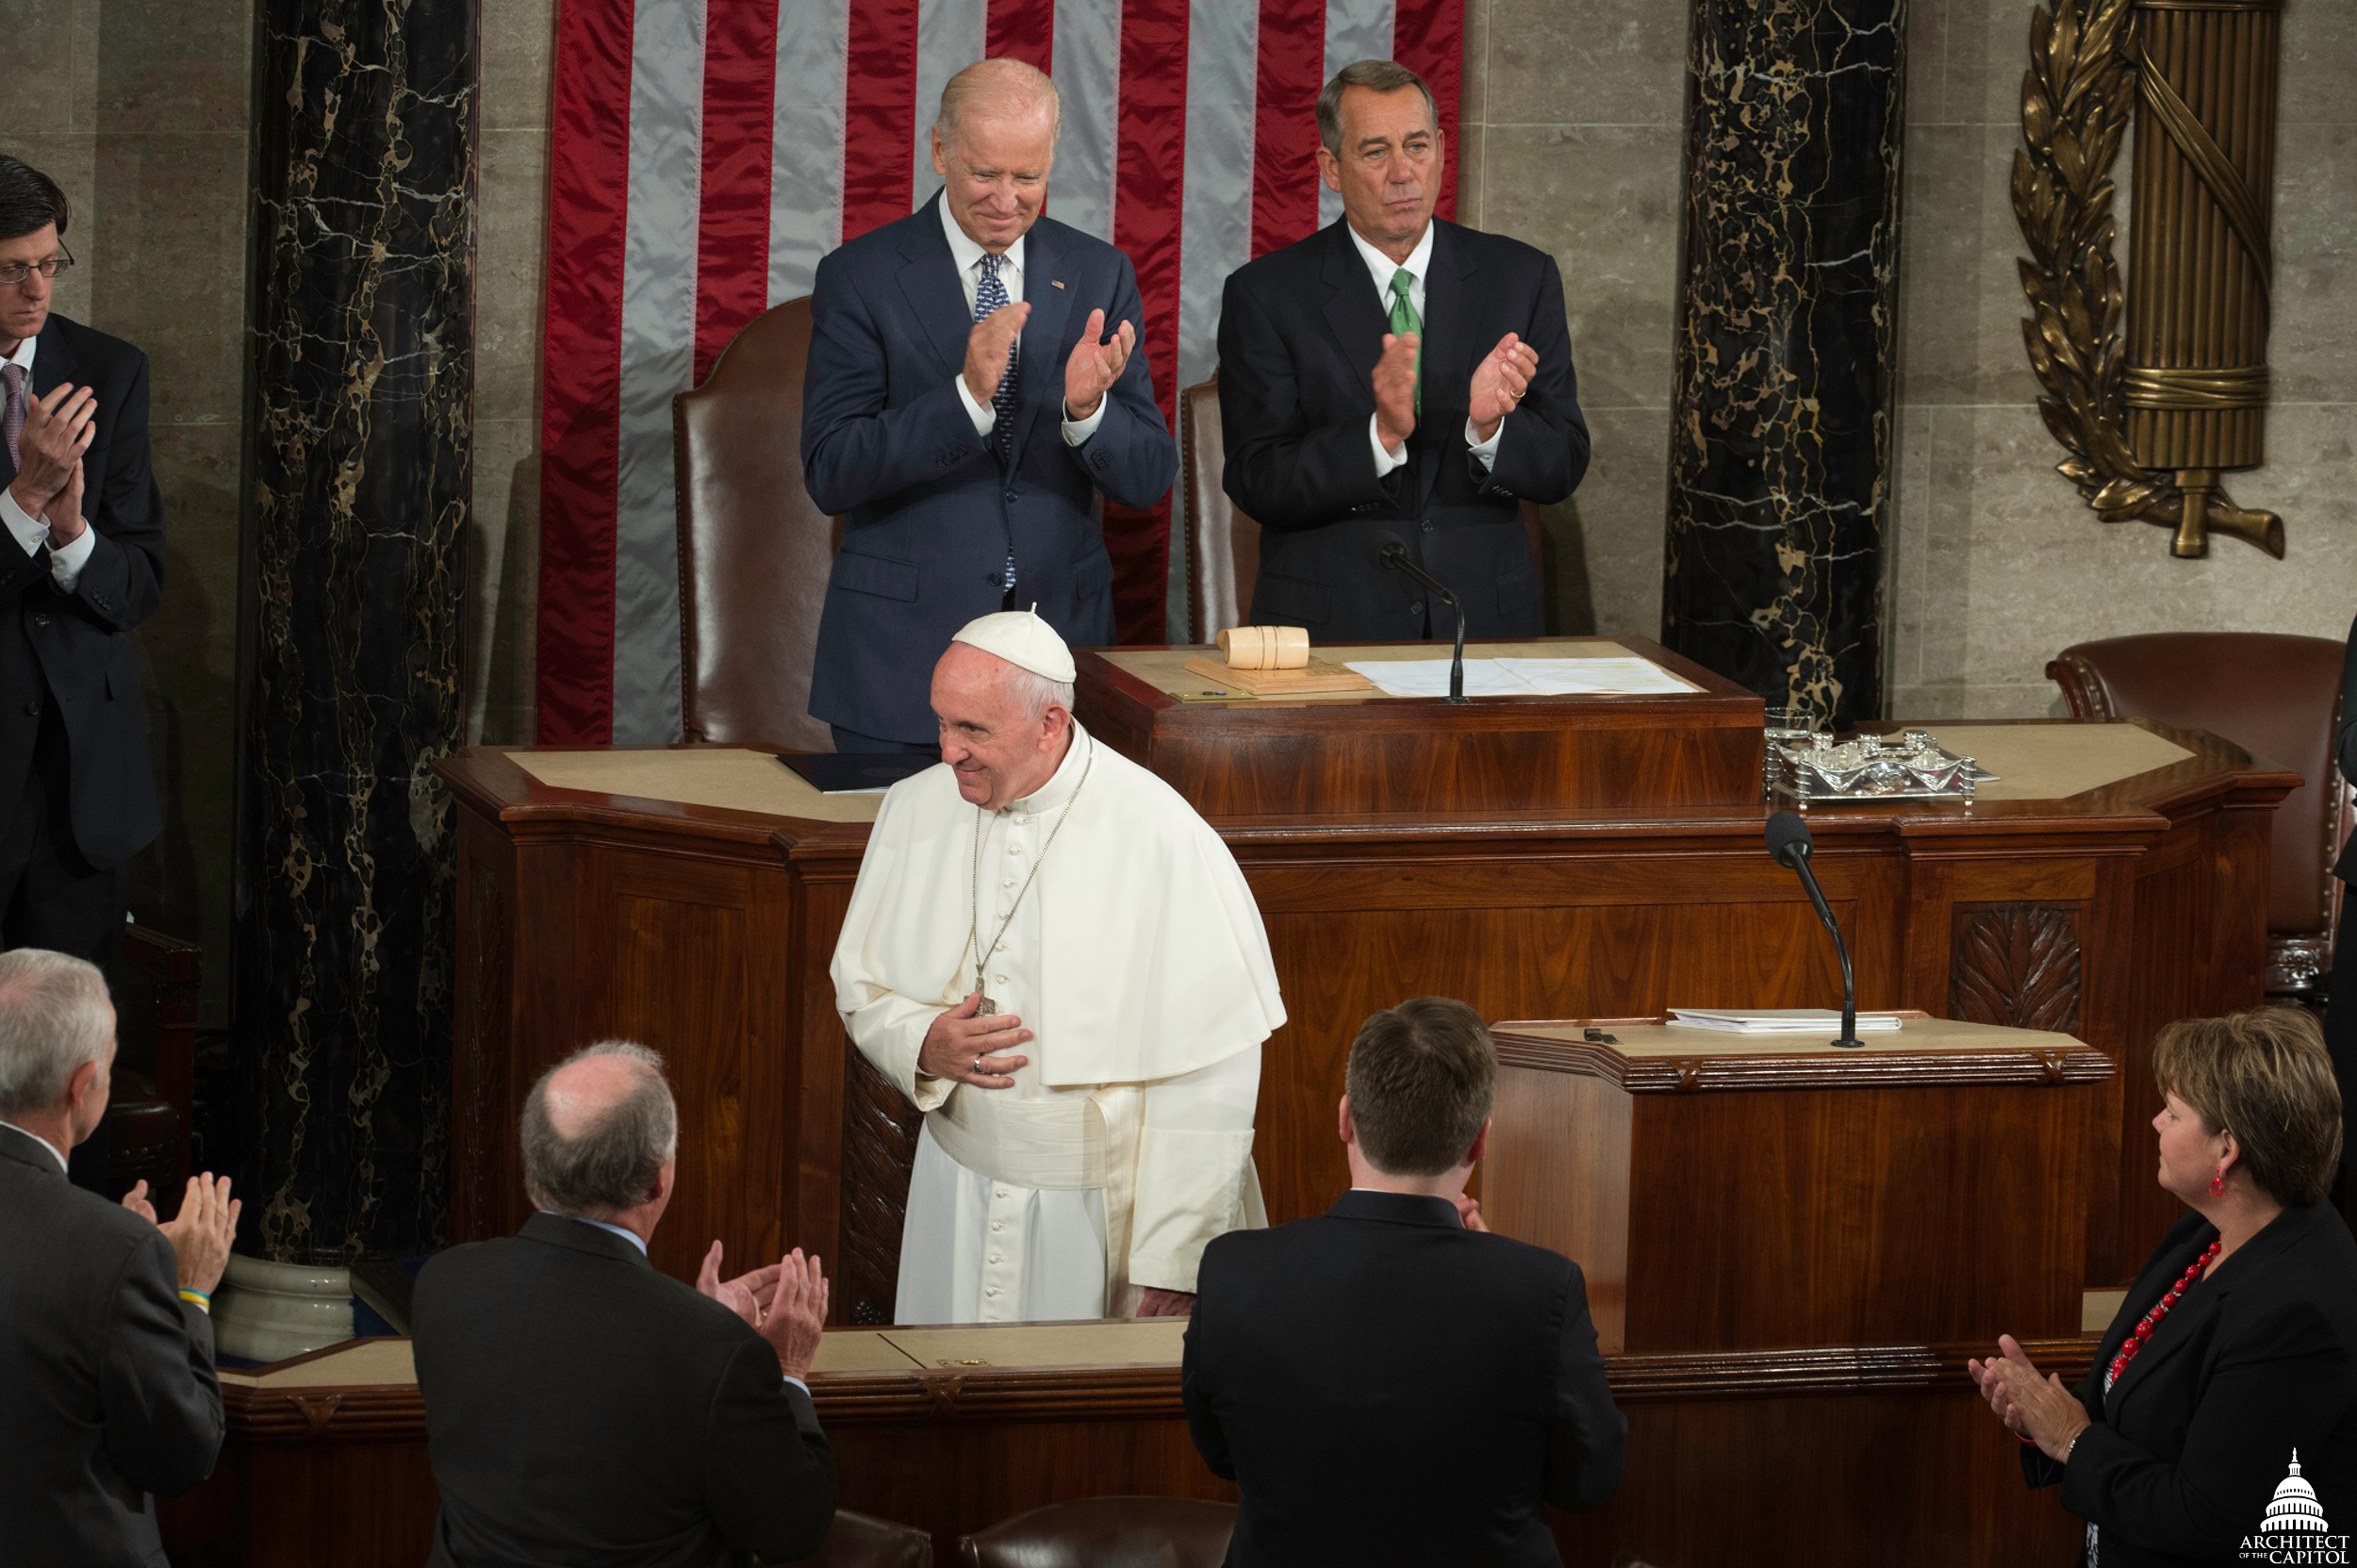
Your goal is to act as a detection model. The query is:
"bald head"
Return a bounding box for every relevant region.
[519,1041,678,1218]
[936,58,1062,148]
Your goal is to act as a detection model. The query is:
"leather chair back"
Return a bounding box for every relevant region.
[957,1496,1236,1568]
[1178,371,1546,642]
[674,295,840,752]
[794,1509,933,1567]
[2047,633,2351,985]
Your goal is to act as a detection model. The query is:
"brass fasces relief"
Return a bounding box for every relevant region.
[2013,0,2285,558]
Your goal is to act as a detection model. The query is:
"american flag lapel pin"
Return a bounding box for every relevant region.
[1052,279,1065,289]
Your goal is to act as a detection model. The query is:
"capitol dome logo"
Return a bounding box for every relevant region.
[2241,1451,2349,1564]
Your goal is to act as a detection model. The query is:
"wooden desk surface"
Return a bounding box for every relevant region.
[1492,1015,2115,1092]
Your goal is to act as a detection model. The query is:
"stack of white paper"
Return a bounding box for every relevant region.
[1668,1008,1905,1033]
[1344,655,1699,699]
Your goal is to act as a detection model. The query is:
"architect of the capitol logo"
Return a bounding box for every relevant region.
[2241,1451,2350,1564]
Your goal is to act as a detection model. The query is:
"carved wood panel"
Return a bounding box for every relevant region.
[839,1050,922,1326]
[1949,903,2083,1035]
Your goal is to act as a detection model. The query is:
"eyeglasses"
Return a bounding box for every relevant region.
[0,248,74,287]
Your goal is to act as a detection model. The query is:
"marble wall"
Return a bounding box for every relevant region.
[1887,0,2357,718]
[1458,0,1689,640]
[0,0,253,1027]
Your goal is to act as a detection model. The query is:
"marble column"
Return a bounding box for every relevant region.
[232,0,477,1261]
[1658,0,1909,729]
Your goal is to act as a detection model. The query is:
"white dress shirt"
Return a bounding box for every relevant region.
[0,1116,71,1174]
[0,335,98,591]
[938,200,1107,448]
[1343,221,1506,478]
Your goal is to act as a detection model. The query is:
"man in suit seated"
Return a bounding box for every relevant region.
[1218,60,1588,640]
[414,1041,836,1568]
[801,58,1178,753]
[1183,997,1625,1566]
[0,947,239,1567]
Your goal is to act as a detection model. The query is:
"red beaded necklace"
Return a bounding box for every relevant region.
[2106,1240,2221,1392]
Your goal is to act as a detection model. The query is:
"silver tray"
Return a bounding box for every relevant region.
[1768,730,1999,805]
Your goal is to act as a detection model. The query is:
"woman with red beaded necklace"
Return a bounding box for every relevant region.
[1969,1008,2357,1565]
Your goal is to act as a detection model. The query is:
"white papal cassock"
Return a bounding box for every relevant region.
[831,722,1286,1323]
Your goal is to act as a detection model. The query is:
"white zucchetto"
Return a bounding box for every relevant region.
[950,607,1078,683]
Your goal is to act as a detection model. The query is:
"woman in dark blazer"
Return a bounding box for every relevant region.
[1971,1008,2357,1565]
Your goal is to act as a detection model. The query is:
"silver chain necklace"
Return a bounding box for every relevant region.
[968,735,1094,1015]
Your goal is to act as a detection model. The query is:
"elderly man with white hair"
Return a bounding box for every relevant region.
[0,947,239,1567]
[832,610,1287,1323]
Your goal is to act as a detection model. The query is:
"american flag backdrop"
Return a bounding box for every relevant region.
[536,0,1465,745]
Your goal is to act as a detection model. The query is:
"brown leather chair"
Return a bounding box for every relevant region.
[2047,633,2353,997]
[784,1508,933,1567]
[1178,371,1546,643]
[673,295,841,753]
[957,1496,1236,1568]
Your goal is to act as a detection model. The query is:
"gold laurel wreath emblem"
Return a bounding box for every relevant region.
[2011,0,2284,558]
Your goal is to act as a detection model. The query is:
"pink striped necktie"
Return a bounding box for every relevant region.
[1,362,22,471]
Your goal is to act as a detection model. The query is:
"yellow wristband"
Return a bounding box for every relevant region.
[178,1288,211,1313]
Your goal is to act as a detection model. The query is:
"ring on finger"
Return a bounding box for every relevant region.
[973,1053,984,1076]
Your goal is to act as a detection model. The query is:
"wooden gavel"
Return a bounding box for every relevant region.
[1216,626,1310,670]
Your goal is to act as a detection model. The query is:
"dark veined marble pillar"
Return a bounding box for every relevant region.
[1659,0,1909,730]
[232,1,477,1260]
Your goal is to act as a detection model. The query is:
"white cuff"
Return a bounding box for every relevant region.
[1061,396,1108,446]
[1465,412,1505,470]
[46,520,95,590]
[2,486,48,559]
[954,373,997,437]
[1369,413,1408,477]
[783,1375,809,1395]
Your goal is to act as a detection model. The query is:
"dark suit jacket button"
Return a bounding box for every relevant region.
[30,613,48,626]
[1421,520,1435,534]
[21,701,39,717]
[95,598,109,610]
[1409,602,1425,617]
[1004,489,1018,503]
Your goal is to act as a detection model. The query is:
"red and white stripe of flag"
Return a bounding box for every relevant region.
[538,0,1463,745]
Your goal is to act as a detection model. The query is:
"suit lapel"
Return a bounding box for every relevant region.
[896,195,982,383]
[2106,1213,2303,1409]
[0,317,66,492]
[1318,222,1389,419]
[1011,220,1075,463]
[1412,221,1477,515]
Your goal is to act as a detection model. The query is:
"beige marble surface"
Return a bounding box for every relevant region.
[1887,0,2357,720]
[1499,1015,2084,1060]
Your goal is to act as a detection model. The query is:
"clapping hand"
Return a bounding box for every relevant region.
[145,1173,240,1296]
[1468,333,1539,441]
[1451,1193,1491,1232]
[1063,308,1136,421]
[695,1240,783,1329]
[964,300,1030,407]
[758,1248,830,1382]
[42,456,86,546]
[8,382,96,520]
[1967,1334,2089,1461]
[1372,332,1420,454]
[917,992,1031,1089]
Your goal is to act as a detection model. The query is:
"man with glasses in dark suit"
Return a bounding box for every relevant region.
[0,155,167,1197]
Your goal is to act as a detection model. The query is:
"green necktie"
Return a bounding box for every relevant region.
[1388,267,1422,418]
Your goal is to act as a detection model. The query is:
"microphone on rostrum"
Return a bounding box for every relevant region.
[1369,529,1469,703]
[1765,810,1864,1049]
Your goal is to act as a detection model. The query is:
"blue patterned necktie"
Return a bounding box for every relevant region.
[975,252,1020,597]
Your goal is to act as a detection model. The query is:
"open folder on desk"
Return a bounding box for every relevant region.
[1668,1008,1907,1033]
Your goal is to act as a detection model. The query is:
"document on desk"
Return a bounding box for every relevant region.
[1491,656,1699,695]
[1346,656,1701,698]
[1343,658,1544,697]
[1670,1008,1906,1033]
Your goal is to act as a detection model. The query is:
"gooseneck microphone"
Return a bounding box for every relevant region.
[1765,810,1864,1049]
[1370,530,1469,702]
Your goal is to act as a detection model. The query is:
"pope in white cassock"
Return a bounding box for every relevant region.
[831,610,1287,1323]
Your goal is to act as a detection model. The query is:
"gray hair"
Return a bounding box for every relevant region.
[0,949,113,1119]
[937,58,1063,149]
[1316,59,1439,157]
[519,1041,679,1217]
[1005,665,1076,721]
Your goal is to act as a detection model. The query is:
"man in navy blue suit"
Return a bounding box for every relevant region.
[801,59,1178,752]
[0,157,166,1197]
[1218,60,1589,642]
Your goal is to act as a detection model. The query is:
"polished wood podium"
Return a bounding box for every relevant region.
[437,635,2291,1331]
